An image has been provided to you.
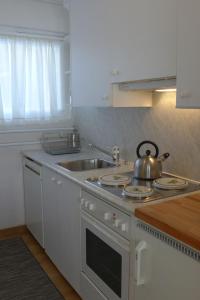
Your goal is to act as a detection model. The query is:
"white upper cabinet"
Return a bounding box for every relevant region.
[109,0,176,83]
[176,0,200,108]
[70,0,113,107]
[70,0,176,107]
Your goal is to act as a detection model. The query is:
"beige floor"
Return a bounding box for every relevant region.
[0,226,81,300]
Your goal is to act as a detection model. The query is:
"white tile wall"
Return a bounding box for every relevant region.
[74,92,200,181]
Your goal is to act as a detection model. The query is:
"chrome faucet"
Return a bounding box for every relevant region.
[88,143,120,166]
[112,145,120,165]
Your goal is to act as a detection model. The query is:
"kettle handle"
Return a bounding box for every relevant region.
[136,140,159,158]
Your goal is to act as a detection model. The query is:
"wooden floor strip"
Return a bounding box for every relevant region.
[0,226,81,300]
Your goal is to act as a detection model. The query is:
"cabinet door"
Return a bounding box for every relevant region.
[57,174,81,293]
[43,167,81,294]
[70,0,176,107]
[70,0,113,107]
[110,0,176,83]
[43,167,61,268]
[134,225,200,300]
[176,0,200,108]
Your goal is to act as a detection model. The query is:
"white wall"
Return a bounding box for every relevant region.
[0,141,40,229]
[0,0,69,33]
[0,0,71,229]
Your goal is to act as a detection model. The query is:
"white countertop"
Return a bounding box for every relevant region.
[22,149,200,215]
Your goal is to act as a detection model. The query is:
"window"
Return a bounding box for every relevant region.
[0,35,70,123]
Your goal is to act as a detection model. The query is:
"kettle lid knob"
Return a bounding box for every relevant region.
[146,150,151,156]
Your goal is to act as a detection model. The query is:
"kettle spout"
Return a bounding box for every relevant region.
[158,152,170,162]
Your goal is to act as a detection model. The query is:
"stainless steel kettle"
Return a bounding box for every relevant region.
[133,141,170,180]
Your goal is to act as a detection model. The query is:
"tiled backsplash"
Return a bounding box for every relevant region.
[73,92,200,181]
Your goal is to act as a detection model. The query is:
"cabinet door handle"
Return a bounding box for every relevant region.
[25,164,40,176]
[57,180,62,185]
[101,95,109,101]
[180,91,190,98]
[111,69,119,76]
[135,240,147,286]
[51,177,56,182]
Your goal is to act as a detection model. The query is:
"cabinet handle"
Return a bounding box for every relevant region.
[101,95,109,101]
[135,240,147,286]
[57,180,62,185]
[51,177,56,182]
[24,164,40,176]
[111,69,119,76]
[180,91,190,98]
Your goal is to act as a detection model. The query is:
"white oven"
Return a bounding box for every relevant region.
[80,191,130,300]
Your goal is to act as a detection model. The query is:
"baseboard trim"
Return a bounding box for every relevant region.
[0,225,28,239]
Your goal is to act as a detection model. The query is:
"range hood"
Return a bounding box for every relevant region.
[118,76,176,92]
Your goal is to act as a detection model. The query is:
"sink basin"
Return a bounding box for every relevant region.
[57,159,115,171]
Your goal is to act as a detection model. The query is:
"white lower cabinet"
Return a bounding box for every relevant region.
[43,167,81,294]
[24,158,200,300]
[133,221,200,300]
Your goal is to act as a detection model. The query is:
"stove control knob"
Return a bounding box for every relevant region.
[84,201,90,209]
[114,219,121,228]
[121,223,128,232]
[89,203,95,211]
[104,212,112,221]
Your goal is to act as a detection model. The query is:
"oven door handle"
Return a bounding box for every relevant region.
[82,211,130,252]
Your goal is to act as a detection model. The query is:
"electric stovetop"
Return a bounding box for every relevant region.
[86,172,200,203]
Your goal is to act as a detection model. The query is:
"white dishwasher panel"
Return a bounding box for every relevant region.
[23,157,43,247]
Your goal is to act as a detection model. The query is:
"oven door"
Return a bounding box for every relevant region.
[81,211,130,300]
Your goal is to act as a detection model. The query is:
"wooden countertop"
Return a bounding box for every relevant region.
[135,193,200,251]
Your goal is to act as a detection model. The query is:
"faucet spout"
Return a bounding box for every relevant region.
[88,143,120,166]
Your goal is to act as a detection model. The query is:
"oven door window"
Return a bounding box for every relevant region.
[86,229,122,297]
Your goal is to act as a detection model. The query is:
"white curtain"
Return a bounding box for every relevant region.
[0,35,70,122]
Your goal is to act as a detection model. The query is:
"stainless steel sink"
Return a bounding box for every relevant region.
[57,158,115,171]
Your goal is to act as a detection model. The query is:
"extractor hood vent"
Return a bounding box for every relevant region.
[118,76,176,91]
